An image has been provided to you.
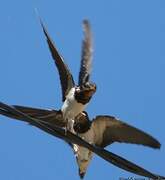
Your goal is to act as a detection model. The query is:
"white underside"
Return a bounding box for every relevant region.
[73,128,95,174]
[61,87,92,174]
[61,87,87,120]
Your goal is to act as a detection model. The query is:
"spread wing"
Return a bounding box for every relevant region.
[0,102,69,140]
[0,103,65,127]
[78,20,93,86]
[0,102,164,179]
[92,115,160,149]
[40,19,75,101]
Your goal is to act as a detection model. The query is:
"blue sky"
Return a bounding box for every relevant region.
[0,0,164,179]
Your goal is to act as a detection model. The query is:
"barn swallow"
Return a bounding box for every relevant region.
[0,19,164,179]
[0,102,164,179]
[39,20,164,179]
[40,19,96,132]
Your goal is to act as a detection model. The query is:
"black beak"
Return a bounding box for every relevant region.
[79,169,85,179]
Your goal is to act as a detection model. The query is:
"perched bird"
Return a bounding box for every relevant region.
[40,19,96,132]
[0,102,164,180]
[39,20,163,178]
[0,19,164,179]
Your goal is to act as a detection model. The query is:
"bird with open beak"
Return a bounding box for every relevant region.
[40,20,96,132]
[0,19,164,179]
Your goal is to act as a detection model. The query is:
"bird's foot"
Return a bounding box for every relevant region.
[64,126,69,135]
[64,122,71,135]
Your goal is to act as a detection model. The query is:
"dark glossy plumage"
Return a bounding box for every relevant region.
[0,102,164,179]
[78,20,93,86]
[0,18,164,179]
[40,20,75,101]
[92,115,160,148]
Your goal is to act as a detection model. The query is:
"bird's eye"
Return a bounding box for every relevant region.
[76,87,81,92]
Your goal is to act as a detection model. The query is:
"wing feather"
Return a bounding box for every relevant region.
[0,102,164,179]
[0,104,65,127]
[78,20,93,85]
[40,19,75,101]
[92,115,160,149]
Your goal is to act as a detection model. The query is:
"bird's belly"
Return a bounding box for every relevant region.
[74,145,92,161]
[73,144,93,173]
[73,129,94,173]
[62,96,87,119]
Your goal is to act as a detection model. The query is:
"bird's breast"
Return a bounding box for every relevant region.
[61,88,87,119]
[73,128,94,173]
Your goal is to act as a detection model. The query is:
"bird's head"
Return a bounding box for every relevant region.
[75,82,96,104]
[74,111,91,133]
